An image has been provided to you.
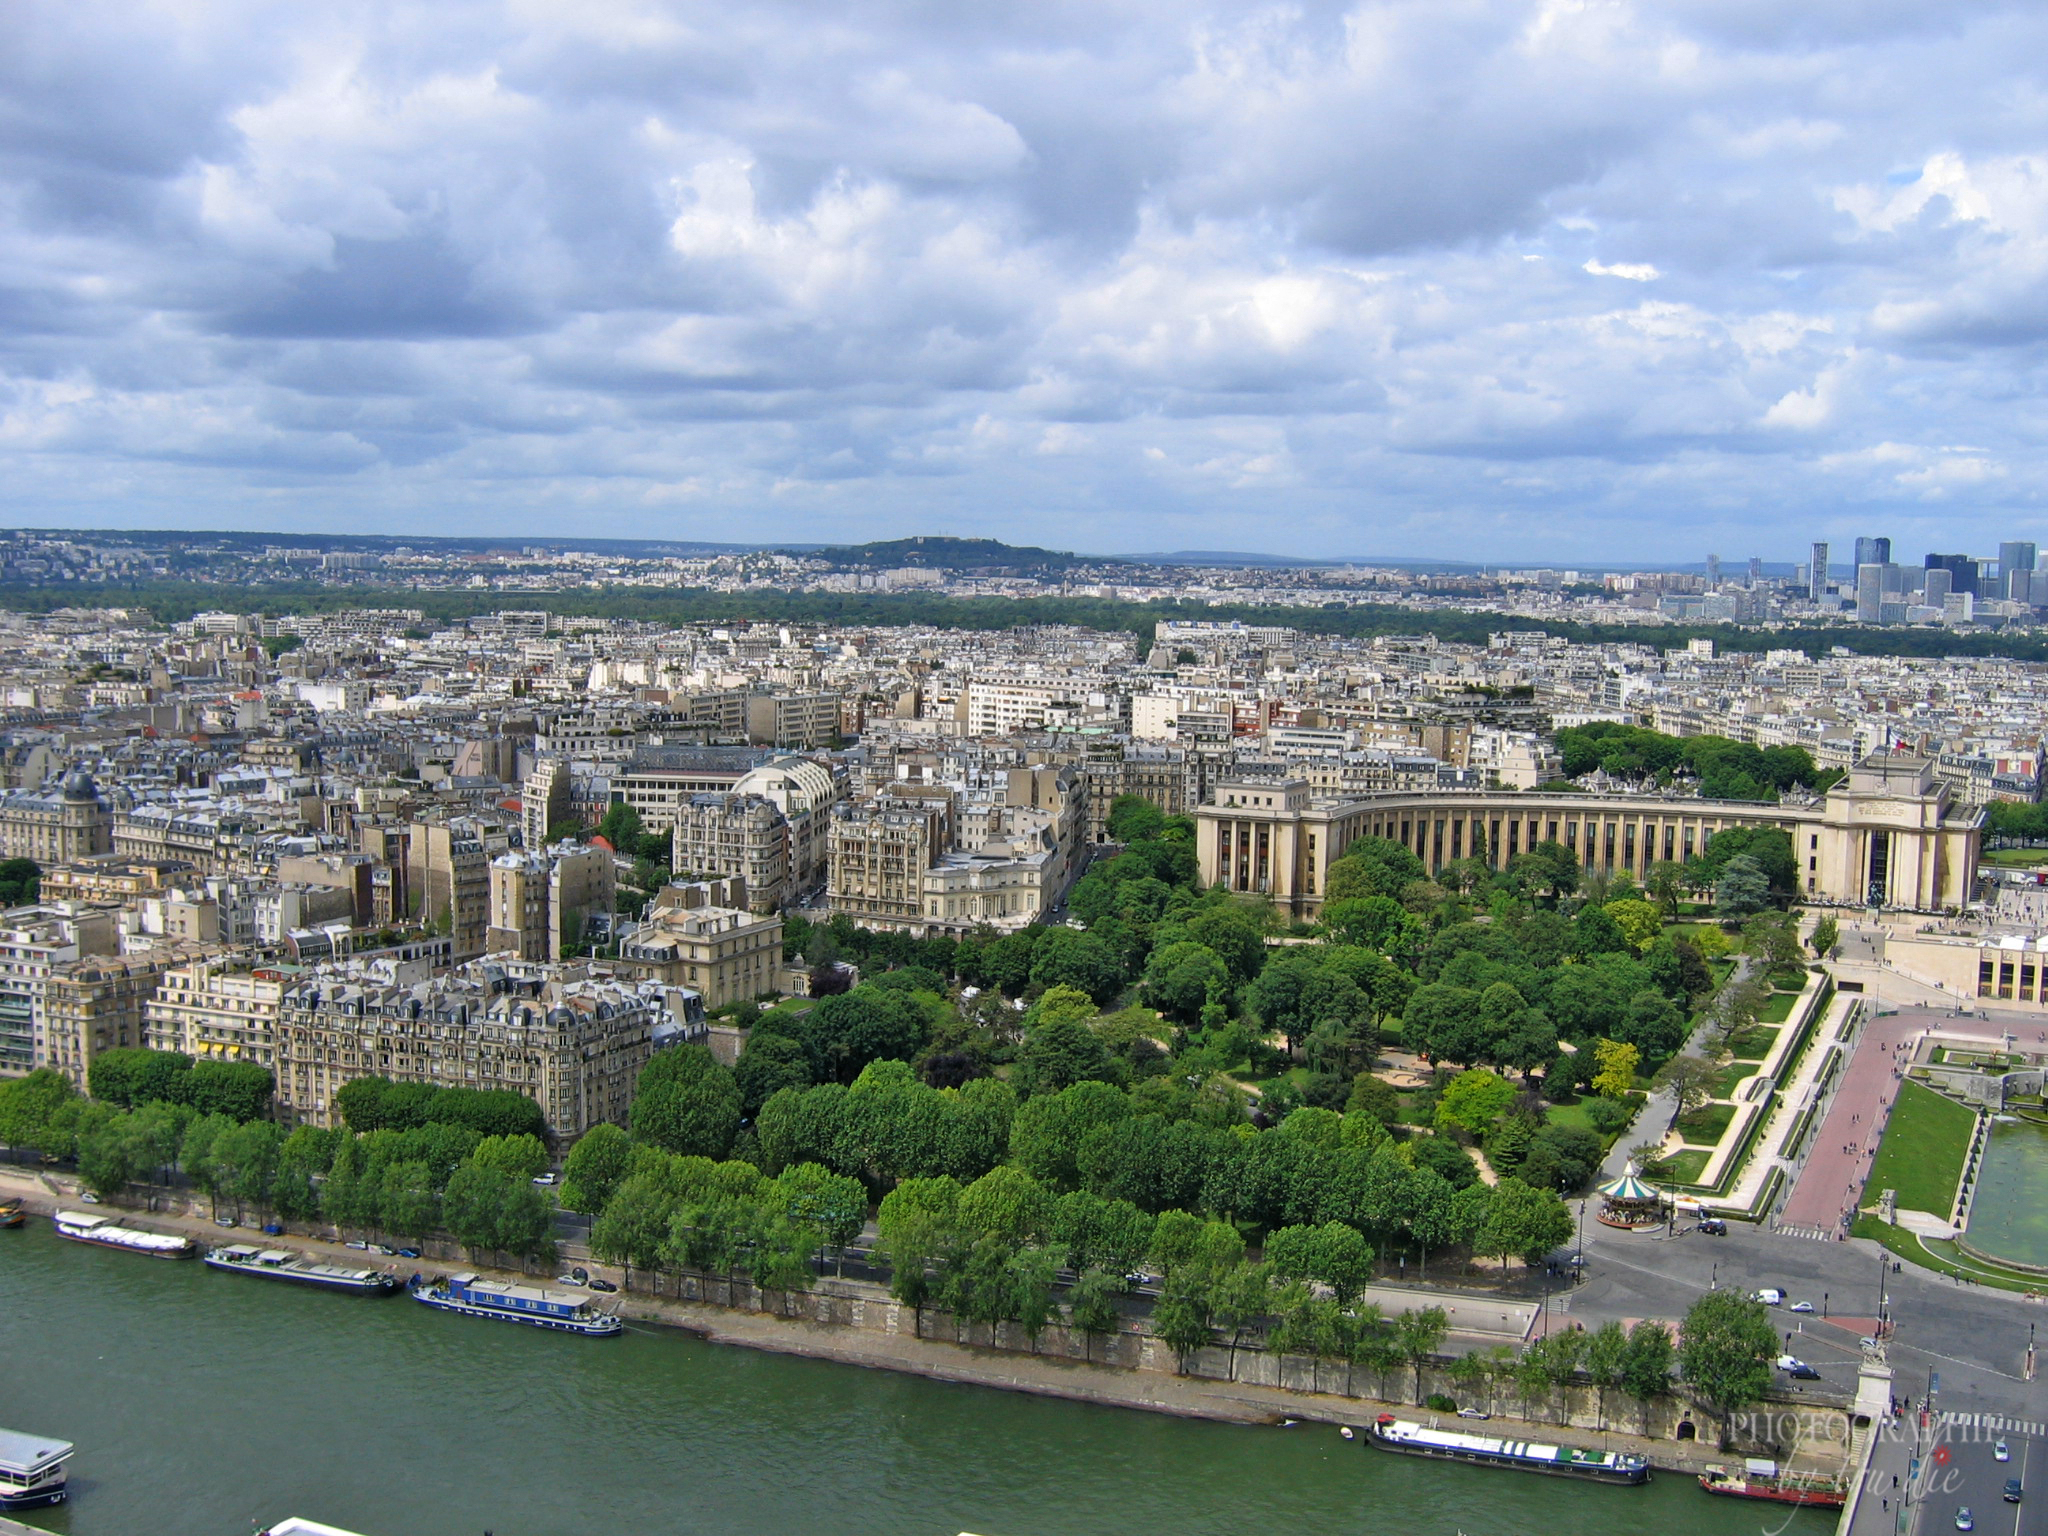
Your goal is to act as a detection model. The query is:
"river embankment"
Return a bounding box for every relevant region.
[0,1165,1817,1478]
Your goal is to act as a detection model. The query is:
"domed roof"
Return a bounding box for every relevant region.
[60,768,98,801]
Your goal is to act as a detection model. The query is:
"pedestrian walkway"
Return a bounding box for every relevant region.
[1780,1009,1921,1234]
[1778,1223,1837,1241]
[1943,1411,2047,1438]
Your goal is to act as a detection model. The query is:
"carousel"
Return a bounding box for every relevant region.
[1594,1161,1668,1229]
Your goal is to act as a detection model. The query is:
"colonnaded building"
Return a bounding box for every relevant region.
[1195,753,1980,918]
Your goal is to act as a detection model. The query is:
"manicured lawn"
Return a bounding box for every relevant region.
[1755,991,1797,1024]
[1728,1026,1780,1060]
[1867,1079,1977,1216]
[1676,1102,1736,1144]
[1710,1061,1760,1098]
[1981,847,2048,868]
[1769,966,1809,992]
[1854,1215,2042,1293]
[1663,1148,1713,1185]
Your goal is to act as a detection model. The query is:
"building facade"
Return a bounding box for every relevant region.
[143,958,286,1068]
[274,965,664,1140]
[616,881,784,1007]
[1194,754,1980,920]
[0,771,113,866]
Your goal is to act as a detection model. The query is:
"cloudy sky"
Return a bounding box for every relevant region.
[2,0,2045,563]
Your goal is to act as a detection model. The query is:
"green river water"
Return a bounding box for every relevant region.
[2,1221,1833,1536]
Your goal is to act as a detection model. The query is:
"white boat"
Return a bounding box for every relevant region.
[409,1272,622,1336]
[52,1209,195,1259]
[1366,1414,1649,1485]
[258,1521,374,1535]
[0,1426,74,1510]
[205,1244,400,1294]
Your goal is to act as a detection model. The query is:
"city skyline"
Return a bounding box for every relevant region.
[2,3,2047,559]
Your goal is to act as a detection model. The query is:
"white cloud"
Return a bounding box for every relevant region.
[1583,259,1660,281]
[0,0,2045,557]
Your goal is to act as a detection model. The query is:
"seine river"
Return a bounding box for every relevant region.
[4,1221,1833,1536]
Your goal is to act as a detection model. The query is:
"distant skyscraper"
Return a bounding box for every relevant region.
[1856,564,1885,623]
[1922,567,1952,607]
[1924,552,1977,596]
[1999,541,2037,600]
[1747,555,1763,585]
[1809,541,1829,601]
[1855,536,1891,568]
[1706,553,1721,587]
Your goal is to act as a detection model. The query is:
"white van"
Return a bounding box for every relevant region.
[1754,1288,1785,1306]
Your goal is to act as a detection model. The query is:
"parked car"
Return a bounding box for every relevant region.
[1457,1408,1491,1420]
[532,1173,557,1186]
[78,1191,100,1204]
[1956,1507,1974,1531]
[1789,1301,1815,1313]
[215,1217,238,1229]
[556,1274,585,1287]
[2003,1480,2023,1505]
[395,1248,420,1259]
[587,1278,618,1293]
[344,1239,369,1250]
[369,1244,394,1256]
[261,1223,283,1236]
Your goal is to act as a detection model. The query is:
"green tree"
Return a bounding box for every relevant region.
[1620,1319,1675,1430]
[1475,1178,1573,1270]
[1584,1320,1629,1429]
[1141,941,1229,1023]
[443,1162,512,1261]
[0,856,40,905]
[1809,914,1840,960]
[1106,795,1167,843]
[631,1044,743,1160]
[214,1118,284,1218]
[184,1060,275,1122]
[377,1158,441,1244]
[1433,1068,1516,1137]
[955,1165,1052,1247]
[1395,1305,1450,1404]
[874,1175,964,1311]
[767,1161,867,1270]
[1678,1291,1778,1443]
[1714,855,1772,919]
[274,1125,335,1224]
[0,1068,77,1153]
[597,800,644,850]
[1645,861,1689,919]
[733,1033,811,1117]
[1654,1055,1719,1126]
[561,1123,634,1215]
[1592,1039,1640,1099]
[469,1133,550,1182]
[1066,1267,1124,1360]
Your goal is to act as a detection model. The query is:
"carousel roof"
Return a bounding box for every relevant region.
[1597,1161,1662,1202]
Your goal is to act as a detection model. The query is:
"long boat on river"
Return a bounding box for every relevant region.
[1366,1414,1650,1485]
[0,1197,24,1228]
[1698,1460,1847,1508]
[205,1244,401,1294]
[409,1271,622,1336]
[53,1209,195,1259]
[0,1426,74,1510]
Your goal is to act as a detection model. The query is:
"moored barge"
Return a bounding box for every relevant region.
[53,1209,195,1258]
[1366,1414,1649,1484]
[1699,1460,1847,1508]
[205,1244,400,1294]
[0,1426,74,1510]
[409,1272,622,1336]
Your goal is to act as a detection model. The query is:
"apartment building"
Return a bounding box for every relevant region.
[39,952,174,1088]
[484,841,615,961]
[143,957,286,1068]
[616,880,783,1007]
[273,964,665,1139]
[521,757,572,848]
[0,771,113,865]
[37,857,194,907]
[0,909,94,1076]
[407,820,503,959]
[669,794,791,910]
